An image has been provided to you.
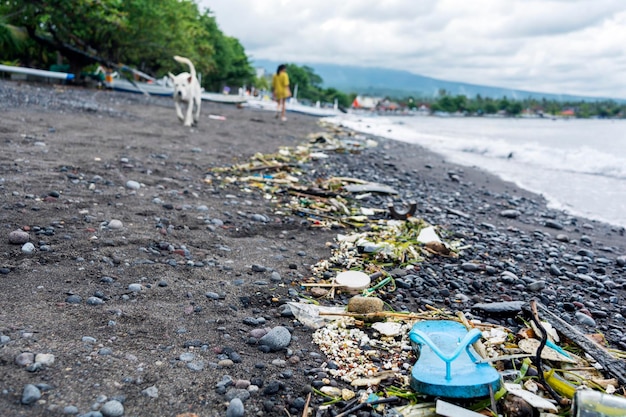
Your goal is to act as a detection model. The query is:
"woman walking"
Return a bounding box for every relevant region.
[272,64,291,121]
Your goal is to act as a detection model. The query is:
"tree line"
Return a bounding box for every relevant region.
[0,0,354,107]
[0,0,252,92]
[1,2,623,115]
[409,91,626,118]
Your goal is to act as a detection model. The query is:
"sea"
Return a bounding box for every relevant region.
[327,114,626,228]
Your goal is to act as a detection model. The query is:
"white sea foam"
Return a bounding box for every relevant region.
[327,114,626,227]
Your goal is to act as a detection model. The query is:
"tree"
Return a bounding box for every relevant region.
[0,0,254,90]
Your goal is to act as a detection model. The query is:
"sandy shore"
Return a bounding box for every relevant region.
[0,80,624,416]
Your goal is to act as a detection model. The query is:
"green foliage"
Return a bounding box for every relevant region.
[0,0,254,90]
[404,93,626,118]
[283,63,353,108]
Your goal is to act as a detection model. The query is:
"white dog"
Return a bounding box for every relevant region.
[169,56,202,126]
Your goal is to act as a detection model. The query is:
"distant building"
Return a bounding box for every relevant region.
[352,95,382,109]
[255,67,266,79]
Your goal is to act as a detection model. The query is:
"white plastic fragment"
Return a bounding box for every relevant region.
[504,383,558,411]
[417,226,441,244]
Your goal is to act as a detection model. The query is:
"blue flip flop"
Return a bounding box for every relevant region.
[409,320,501,398]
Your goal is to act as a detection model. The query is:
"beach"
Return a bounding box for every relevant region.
[1,80,625,416]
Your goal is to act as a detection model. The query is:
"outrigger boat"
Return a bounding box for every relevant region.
[105,78,248,104]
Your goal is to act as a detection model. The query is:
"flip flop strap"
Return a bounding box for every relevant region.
[410,328,482,380]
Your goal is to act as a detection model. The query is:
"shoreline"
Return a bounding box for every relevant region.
[327,114,626,229]
[1,79,625,416]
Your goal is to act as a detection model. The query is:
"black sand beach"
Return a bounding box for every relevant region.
[1,80,625,416]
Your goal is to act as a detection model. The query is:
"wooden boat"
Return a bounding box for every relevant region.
[106,78,247,103]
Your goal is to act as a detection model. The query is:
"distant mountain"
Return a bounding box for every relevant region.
[253,59,621,102]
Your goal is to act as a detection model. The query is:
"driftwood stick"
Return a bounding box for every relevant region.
[457,311,489,359]
[530,302,626,386]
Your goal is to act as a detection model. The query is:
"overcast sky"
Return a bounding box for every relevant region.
[199,0,626,99]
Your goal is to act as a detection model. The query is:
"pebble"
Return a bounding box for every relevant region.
[472,301,525,316]
[100,400,124,417]
[347,296,384,314]
[9,229,30,244]
[108,219,123,229]
[16,352,35,366]
[575,311,596,327]
[63,405,79,414]
[21,242,36,254]
[35,353,55,366]
[21,384,41,404]
[87,297,104,306]
[125,180,140,190]
[499,209,521,219]
[187,361,205,371]
[226,398,245,417]
[141,386,159,398]
[544,220,563,230]
[259,326,291,351]
[128,283,142,292]
[225,388,250,402]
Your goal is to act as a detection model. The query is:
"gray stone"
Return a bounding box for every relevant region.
[100,400,124,417]
[527,280,546,291]
[108,219,123,230]
[8,230,29,244]
[141,386,159,398]
[125,180,140,190]
[471,301,525,316]
[259,326,291,351]
[575,312,596,327]
[226,398,245,417]
[21,384,41,404]
[225,388,251,402]
[21,242,36,254]
[544,220,563,230]
[499,209,521,219]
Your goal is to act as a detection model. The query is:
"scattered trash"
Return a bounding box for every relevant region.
[209,123,626,417]
[334,270,371,293]
[388,201,417,220]
[571,390,626,417]
[208,114,226,120]
[505,382,558,412]
[436,399,488,417]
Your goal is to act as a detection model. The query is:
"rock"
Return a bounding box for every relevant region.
[616,256,625,267]
[21,242,36,254]
[472,301,525,316]
[15,352,35,366]
[461,262,480,272]
[108,219,123,230]
[500,209,521,219]
[575,312,596,327]
[544,220,563,230]
[142,386,159,398]
[549,264,562,276]
[125,180,140,190]
[35,353,55,366]
[100,400,124,417]
[225,388,250,402]
[226,398,245,417]
[527,280,546,291]
[347,296,384,314]
[9,230,29,244]
[21,384,41,405]
[555,234,570,242]
[258,326,291,351]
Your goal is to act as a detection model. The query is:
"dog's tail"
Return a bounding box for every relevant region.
[173,55,196,80]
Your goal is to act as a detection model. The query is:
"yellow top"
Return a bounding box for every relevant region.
[272,71,290,100]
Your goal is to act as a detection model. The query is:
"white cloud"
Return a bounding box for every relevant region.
[200,0,626,98]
